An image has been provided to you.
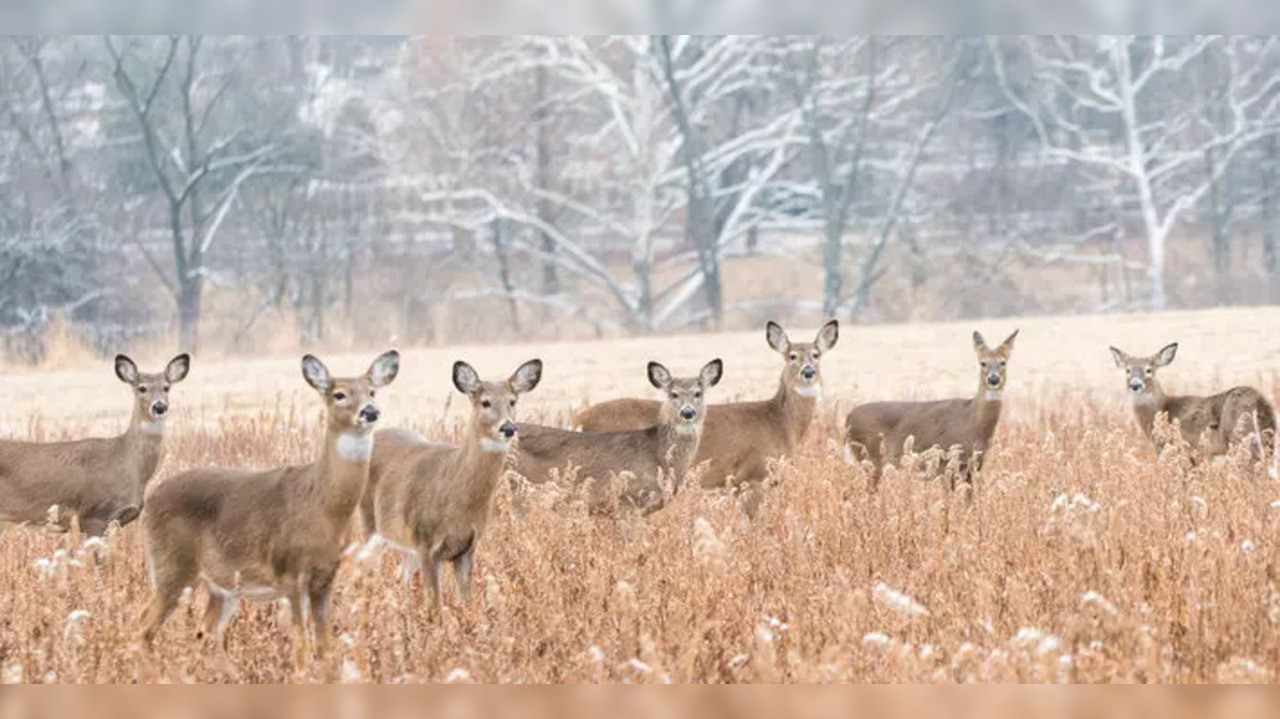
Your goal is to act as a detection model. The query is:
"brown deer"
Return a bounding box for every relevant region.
[1109,342,1275,466]
[575,321,837,515]
[361,358,542,611]
[139,350,399,669]
[516,359,722,515]
[0,353,189,536]
[843,330,1018,489]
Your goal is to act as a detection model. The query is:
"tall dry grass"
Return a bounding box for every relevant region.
[2,307,1280,683]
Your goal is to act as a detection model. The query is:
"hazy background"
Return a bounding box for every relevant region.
[4,35,1280,363]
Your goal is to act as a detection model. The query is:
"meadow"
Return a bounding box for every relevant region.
[3,306,1280,683]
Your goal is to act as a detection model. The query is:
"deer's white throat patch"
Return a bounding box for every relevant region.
[793,384,821,398]
[138,419,166,436]
[983,390,1004,401]
[673,422,701,435]
[481,437,513,454]
[1131,394,1158,407]
[337,432,374,461]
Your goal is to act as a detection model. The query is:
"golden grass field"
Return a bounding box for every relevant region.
[4,306,1280,683]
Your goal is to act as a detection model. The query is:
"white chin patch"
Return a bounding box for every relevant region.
[337,432,373,461]
[1132,394,1157,406]
[983,390,1003,401]
[481,437,513,454]
[793,384,820,398]
[138,419,166,436]
[674,422,700,435]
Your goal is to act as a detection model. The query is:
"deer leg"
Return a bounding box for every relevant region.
[198,592,223,640]
[138,556,196,651]
[288,591,309,671]
[308,567,338,659]
[419,545,444,616]
[452,535,477,605]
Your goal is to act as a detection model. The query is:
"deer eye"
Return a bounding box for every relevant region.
[137,386,148,394]
[482,399,492,409]
[509,398,516,408]
[789,353,798,361]
[333,391,347,402]
[670,392,678,400]
[369,390,376,398]
[694,391,702,399]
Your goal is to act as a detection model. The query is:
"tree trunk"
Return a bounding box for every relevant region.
[1148,228,1167,312]
[534,64,559,299]
[178,277,202,353]
[821,220,842,318]
[1206,145,1232,304]
[1264,135,1279,302]
[490,221,521,335]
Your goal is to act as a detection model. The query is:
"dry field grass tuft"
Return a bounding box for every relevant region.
[3,307,1280,683]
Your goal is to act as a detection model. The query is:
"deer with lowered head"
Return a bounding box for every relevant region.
[575,321,837,516]
[139,350,399,669]
[0,353,189,536]
[516,359,723,515]
[1109,342,1275,466]
[361,358,542,611]
[844,330,1018,489]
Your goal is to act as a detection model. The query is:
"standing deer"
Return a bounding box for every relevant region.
[361,358,542,611]
[1109,342,1275,465]
[575,321,837,516]
[139,350,399,669]
[516,359,723,515]
[0,353,189,536]
[843,330,1018,489]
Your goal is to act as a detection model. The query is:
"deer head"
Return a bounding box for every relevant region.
[649,359,723,433]
[767,320,839,398]
[973,330,1018,398]
[115,353,191,432]
[452,358,543,453]
[1109,342,1177,402]
[302,350,400,458]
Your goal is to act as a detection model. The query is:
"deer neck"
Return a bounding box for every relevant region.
[123,405,167,492]
[1131,381,1169,438]
[458,422,510,509]
[771,375,818,449]
[656,418,703,488]
[973,382,1005,439]
[317,424,375,527]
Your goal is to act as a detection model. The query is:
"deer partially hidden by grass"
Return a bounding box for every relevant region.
[361,358,542,612]
[844,330,1018,490]
[139,350,399,670]
[1109,342,1276,469]
[0,353,189,536]
[516,359,723,515]
[575,321,837,516]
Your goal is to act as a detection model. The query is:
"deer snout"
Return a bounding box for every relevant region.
[800,366,816,381]
[498,422,518,440]
[359,405,380,424]
[1128,377,1144,393]
[151,400,168,417]
[680,406,697,421]
[986,372,1001,388]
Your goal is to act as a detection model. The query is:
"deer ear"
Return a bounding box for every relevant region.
[301,354,331,392]
[1108,346,1128,368]
[699,358,724,388]
[972,331,989,354]
[509,359,543,394]
[114,355,139,385]
[367,350,400,388]
[997,329,1019,357]
[165,353,191,383]
[1155,342,1178,367]
[766,322,789,353]
[815,320,839,352]
[647,361,672,390]
[452,361,482,395]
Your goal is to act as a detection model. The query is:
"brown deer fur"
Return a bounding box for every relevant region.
[139,350,399,668]
[844,330,1018,487]
[574,321,837,515]
[0,354,189,536]
[516,359,722,515]
[362,358,542,610]
[1109,342,1276,464]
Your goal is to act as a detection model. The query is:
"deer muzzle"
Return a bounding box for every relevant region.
[151,400,168,418]
[359,405,381,425]
[1128,378,1144,393]
[498,422,518,439]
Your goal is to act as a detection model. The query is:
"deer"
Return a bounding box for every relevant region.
[0,353,189,537]
[574,321,837,516]
[843,330,1018,490]
[139,350,399,670]
[361,358,542,612]
[1109,342,1276,467]
[515,359,723,515]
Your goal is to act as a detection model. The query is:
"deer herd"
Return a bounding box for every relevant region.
[0,320,1275,672]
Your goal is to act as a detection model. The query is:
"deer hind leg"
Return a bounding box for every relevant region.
[287,589,310,671]
[138,552,197,651]
[451,531,478,605]
[419,544,445,616]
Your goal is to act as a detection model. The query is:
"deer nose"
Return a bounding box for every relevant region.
[801,366,816,381]
[498,422,518,439]
[1128,378,1144,392]
[151,401,168,417]
[986,373,1001,387]
[680,407,696,421]
[359,405,380,424]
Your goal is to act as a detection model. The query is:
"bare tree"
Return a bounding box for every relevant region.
[993,35,1280,310]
